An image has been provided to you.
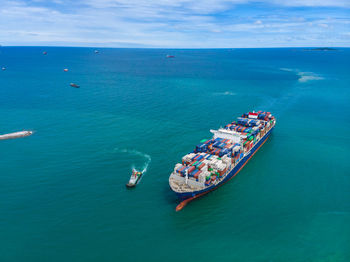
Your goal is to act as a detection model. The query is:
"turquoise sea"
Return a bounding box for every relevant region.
[1,47,349,262]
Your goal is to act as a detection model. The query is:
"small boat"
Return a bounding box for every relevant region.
[166,55,175,58]
[126,169,143,188]
[63,68,69,72]
[94,50,99,54]
[43,51,47,55]
[1,67,5,71]
[70,83,80,88]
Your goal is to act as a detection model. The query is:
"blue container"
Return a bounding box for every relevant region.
[214,137,223,142]
[181,167,189,175]
[192,169,199,176]
[216,143,224,149]
[197,155,204,161]
[221,148,229,155]
[191,154,199,161]
[213,141,221,148]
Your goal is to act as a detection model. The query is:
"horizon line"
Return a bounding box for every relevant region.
[1,45,349,49]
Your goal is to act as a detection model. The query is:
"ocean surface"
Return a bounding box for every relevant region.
[0,47,349,262]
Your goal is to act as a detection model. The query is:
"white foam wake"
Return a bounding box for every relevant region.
[114,148,151,173]
[213,91,236,96]
[297,72,324,83]
[280,68,324,83]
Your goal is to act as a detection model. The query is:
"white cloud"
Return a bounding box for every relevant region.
[270,0,350,7]
[0,0,349,47]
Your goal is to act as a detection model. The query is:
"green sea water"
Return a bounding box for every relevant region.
[0,47,349,261]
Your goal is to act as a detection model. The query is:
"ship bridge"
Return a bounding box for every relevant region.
[210,128,242,143]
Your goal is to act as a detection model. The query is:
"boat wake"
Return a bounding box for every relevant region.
[114,148,151,173]
[213,91,236,96]
[297,72,324,82]
[255,68,325,117]
[0,130,34,140]
[280,68,324,83]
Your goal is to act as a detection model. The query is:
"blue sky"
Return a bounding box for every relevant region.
[0,0,349,47]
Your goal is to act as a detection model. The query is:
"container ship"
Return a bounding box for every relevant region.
[169,111,276,211]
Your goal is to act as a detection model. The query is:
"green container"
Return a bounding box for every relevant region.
[200,139,208,143]
[206,176,211,181]
[248,136,253,141]
[208,168,213,171]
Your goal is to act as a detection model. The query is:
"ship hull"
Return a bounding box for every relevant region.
[174,126,274,200]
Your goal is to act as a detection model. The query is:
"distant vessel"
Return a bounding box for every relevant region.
[43,51,47,55]
[1,67,5,71]
[126,169,143,188]
[0,130,33,140]
[166,55,175,58]
[70,83,80,88]
[94,50,99,54]
[169,111,276,211]
[63,68,69,72]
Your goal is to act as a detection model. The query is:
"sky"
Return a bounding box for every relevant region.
[0,0,349,48]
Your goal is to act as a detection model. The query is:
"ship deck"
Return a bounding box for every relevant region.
[169,121,275,194]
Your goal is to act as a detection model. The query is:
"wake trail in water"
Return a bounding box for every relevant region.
[114,148,151,173]
[213,91,236,96]
[257,67,325,118]
[280,68,324,83]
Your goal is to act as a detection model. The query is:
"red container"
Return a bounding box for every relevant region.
[178,166,186,173]
[219,168,226,176]
[188,166,195,173]
[189,160,196,166]
[194,170,201,179]
[198,163,205,169]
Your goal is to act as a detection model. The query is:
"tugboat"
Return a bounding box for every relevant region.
[70,83,80,88]
[126,169,143,188]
